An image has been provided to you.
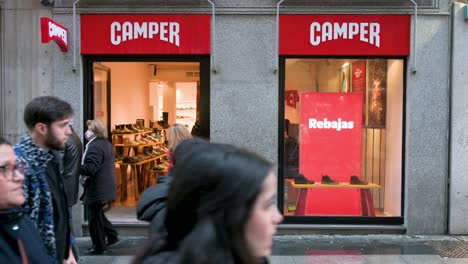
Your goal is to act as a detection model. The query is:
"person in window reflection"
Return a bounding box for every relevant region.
[132,143,283,264]
[0,136,55,263]
[284,119,299,179]
[166,123,192,171]
[80,119,119,255]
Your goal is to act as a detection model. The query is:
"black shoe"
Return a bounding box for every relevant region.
[321,175,339,185]
[107,236,120,247]
[350,175,368,185]
[86,248,105,255]
[294,174,315,184]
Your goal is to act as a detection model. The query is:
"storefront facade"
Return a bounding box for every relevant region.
[0,0,457,235]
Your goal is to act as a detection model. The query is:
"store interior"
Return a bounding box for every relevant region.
[92,61,200,222]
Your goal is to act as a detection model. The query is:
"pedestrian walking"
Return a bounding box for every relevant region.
[132,143,283,264]
[14,96,77,264]
[136,137,208,237]
[0,136,55,263]
[61,126,83,259]
[166,123,192,171]
[80,119,119,255]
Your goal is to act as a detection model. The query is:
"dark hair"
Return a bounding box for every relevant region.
[133,144,273,264]
[0,136,11,146]
[172,137,208,167]
[23,96,74,130]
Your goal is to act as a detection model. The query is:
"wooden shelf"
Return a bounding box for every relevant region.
[118,153,167,166]
[287,179,380,189]
[111,130,152,136]
[114,142,164,147]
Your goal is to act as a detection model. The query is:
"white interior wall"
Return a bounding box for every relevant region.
[102,62,151,128]
[384,59,403,216]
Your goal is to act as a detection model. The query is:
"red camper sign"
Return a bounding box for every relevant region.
[80,14,210,54]
[41,17,68,52]
[280,15,410,56]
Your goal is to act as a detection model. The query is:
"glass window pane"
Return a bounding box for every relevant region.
[283,58,403,218]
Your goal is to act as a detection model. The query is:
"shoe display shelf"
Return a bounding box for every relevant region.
[176,101,196,131]
[286,179,381,216]
[112,131,165,158]
[112,128,168,202]
[118,153,167,202]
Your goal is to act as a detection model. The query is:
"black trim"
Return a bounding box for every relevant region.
[278,55,406,226]
[92,63,112,139]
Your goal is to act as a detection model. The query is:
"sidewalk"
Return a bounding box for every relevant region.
[76,235,468,263]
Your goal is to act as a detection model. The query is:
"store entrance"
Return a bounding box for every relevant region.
[83,55,210,222]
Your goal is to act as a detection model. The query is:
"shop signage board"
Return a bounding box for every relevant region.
[81,14,210,54]
[40,17,68,52]
[280,15,410,56]
[299,93,363,215]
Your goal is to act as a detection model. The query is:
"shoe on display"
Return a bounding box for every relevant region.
[294,173,315,184]
[321,175,339,185]
[349,175,368,185]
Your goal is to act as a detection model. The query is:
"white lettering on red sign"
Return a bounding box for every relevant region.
[110,21,180,46]
[309,118,354,131]
[310,22,380,47]
[49,21,67,44]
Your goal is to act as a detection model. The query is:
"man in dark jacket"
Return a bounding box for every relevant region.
[61,126,83,259]
[62,127,83,207]
[14,96,77,263]
[45,151,73,263]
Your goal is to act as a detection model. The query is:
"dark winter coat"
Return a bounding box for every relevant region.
[142,251,179,264]
[62,130,83,206]
[136,176,172,236]
[0,207,55,264]
[45,151,72,261]
[80,137,116,205]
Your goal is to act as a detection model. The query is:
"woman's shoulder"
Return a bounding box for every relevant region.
[142,251,179,264]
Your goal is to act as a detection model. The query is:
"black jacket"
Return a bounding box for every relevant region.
[80,137,116,205]
[142,251,179,264]
[62,130,82,206]
[137,176,172,236]
[0,207,55,264]
[46,151,72,262]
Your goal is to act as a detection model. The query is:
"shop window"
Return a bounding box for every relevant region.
[282,58,403,218]
[92,61,200,209]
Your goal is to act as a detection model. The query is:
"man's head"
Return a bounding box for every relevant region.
[24,96,74,151]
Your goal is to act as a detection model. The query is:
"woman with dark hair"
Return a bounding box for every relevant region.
[136,137,208,237]
[133,143,283,264]
[0,136,54,263]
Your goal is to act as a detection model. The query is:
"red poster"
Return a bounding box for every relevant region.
[81,14,210,54]
[352,60,366,124]
[352,60,366,93]
[299,93,363,215]
[280,15,410,56]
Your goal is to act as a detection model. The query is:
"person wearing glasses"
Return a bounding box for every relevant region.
[0,136,54,263]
